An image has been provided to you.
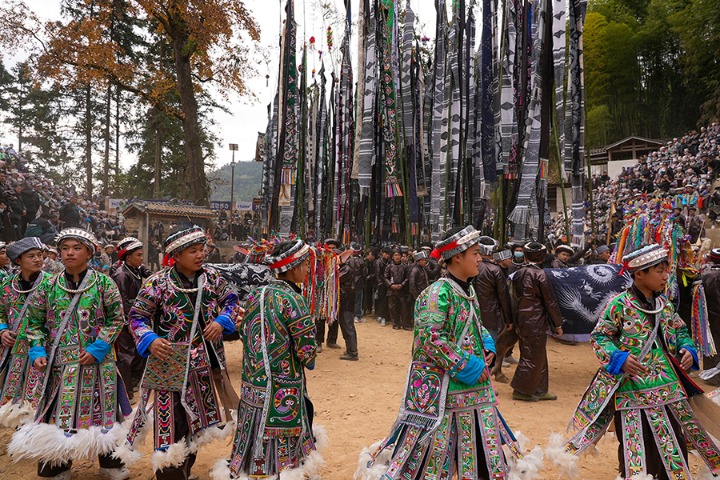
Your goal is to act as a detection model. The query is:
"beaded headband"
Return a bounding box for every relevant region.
[477,236,498,256]
[56,228,98,254]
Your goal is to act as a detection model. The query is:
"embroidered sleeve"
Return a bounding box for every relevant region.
[279,291,317,368]
[98,274,125,345]
[415,282,468,375]
[129,276,160,348]
[590,298,622,367]
[670,310,695,352]
[211,270,241,323]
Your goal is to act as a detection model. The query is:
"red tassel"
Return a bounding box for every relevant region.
[162,253,175,267]
[430,248,442,260]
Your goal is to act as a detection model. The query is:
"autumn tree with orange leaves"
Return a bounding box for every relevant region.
[0,0,259,204]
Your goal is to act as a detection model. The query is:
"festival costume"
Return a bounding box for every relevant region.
[358,227,537,480]
[0,270,52,427]
[7,267,131,474]
[553,245,720,480]
[122,264,240,477]
[213,240,324,479]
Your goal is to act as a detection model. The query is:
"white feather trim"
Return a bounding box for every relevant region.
[210,459,237,480]
[0,401,35,428]
[188,421,235,453]
[112,406,153,467]
[614,474,655,480]
[312,424,329,451]
[8,420,129,467]
[545,433,579,479]
[353,440,393,480]
[152,440,191,472]
[509,445,544,480]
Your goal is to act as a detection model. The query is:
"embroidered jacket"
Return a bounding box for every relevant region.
[591,289,696,409]
[240,279,317,435]
[0,271,52,408]
[413,278,496,395]
[24,269,126,430]
[127,266,240,450]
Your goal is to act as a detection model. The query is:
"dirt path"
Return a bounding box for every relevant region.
[0,317,716,479]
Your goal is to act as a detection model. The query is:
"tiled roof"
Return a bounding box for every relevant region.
[123,202,216,218]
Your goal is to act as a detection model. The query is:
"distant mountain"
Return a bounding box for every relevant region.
[209,161,264,202]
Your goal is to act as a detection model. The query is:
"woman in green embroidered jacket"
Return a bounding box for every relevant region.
[8,228,131,480]
[0,237,52,427]
[553,244,720,480]
[212,239,324,480]
[357,226,539,480]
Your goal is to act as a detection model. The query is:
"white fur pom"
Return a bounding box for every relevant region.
[279,449,324,480]
[509,445,544,480]
[152,440,190,472]
[353,440,393,480]
[188,421,235,453]
[312,424,329,451]
[112,440,143,467]
[8,421,129,466]
[209,459,237,480]
[545,433,579,479]
[0,401,34,428]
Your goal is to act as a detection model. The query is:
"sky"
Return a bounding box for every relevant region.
[0,0,442,170]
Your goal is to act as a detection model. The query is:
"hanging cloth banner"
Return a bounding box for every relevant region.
[498,0,518,175]
[315,65,327,238]
[552,0,567,176]
[379,0,403,197]
[277,0,299,236]
[566,0,588,246]
[430,0,448,239]
[338,32,354,239]
[262,95,278,232]
[446,5,462,227]
[508,0,548,242]
[480,0,496,184]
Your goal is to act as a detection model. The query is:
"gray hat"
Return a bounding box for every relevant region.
[477,236,498,256]
[413,251,429,261]
[596,245,610,255]
[7,237,44,263]
[265,239,312,273]
[493,249,512,262]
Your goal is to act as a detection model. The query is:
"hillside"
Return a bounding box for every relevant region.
[209,161,264,202]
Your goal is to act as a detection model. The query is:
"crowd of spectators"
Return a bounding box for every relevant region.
[0,144,130,248]
[549,123,720,245]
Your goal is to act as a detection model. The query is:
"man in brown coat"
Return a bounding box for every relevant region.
[408,250,430,305]
[510,242,564,401]
[473,236,512,341]
[385,249,410,330]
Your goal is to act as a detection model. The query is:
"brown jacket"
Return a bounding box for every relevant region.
[408,263,430,299]
[473,259,512,332]
[384,261,408,297]
[511,263,563,335]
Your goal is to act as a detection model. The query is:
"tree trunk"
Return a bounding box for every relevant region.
[102,82,112,197]
[115,86,120,176]
[170,25,209,206]
[85,84,93,198]
[153,114,162,198]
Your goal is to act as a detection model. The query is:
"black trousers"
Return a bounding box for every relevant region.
[376,284,388,319]
[317,317,339,345]
[387,296,409,328]
[115,326,145,398]
[337,311,358,356]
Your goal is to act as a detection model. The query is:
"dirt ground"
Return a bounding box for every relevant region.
[0,316,717,479]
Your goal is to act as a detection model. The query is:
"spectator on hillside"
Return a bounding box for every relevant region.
[59,195,81,228]
[20,182,40,232]
[24,211,59,244]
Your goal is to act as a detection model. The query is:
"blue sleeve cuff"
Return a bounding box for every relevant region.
[29,346,47,364]
[454,354,486,384]
[606,350,629,375]
[684,346,700,371]
[482,330,496,355]
[137,332,160,358]
[0,324,8,332]
[306,360,315,370]
[214,314,235,335]
[85,339,112,362]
